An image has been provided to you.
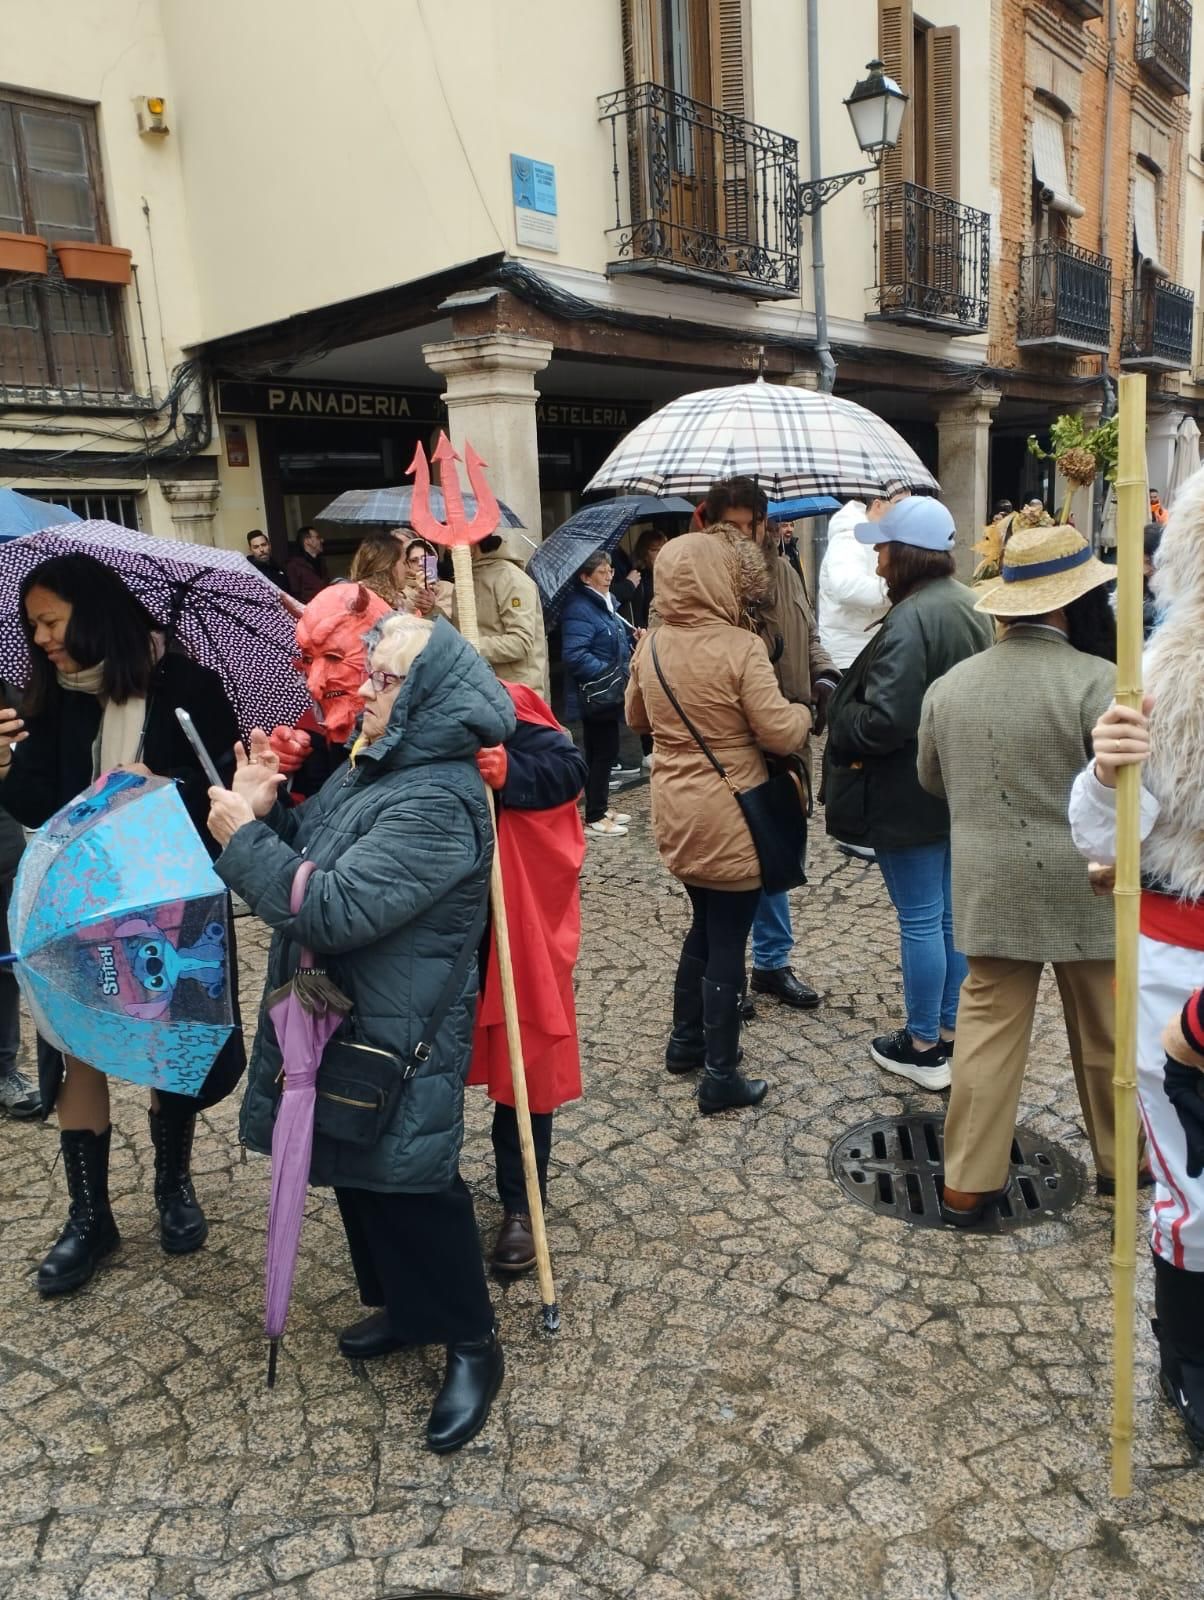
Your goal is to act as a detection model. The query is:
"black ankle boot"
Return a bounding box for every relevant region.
[698,980,768,1115]
[148,1105,208,1255]
[665,953,706,1073]
[37,1127,120,1297]
[426,1330,505,1453]
[1152,1252,1204,1449]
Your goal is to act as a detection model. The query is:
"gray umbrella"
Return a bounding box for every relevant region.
[316,485,525,530]
[528,495,694,622]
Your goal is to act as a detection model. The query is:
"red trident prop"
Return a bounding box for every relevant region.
[407,434,560,1335]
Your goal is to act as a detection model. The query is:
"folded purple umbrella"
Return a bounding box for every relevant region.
[264,861,350,1386]
[0,520,311,736]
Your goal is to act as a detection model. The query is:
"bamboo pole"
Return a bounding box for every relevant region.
[1110,371,1146,1497]
[450,540,560,1334]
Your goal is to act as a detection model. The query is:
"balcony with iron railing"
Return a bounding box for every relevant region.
[866,182,990,335]
[1121,275,1194,370]
[0,259,153,411]
[1136,0,1192,95]
[1017,240,1112,354]
[598,82,799,300]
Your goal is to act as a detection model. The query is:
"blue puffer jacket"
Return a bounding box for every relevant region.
[560,582,632,720]
[217,618,516,1193]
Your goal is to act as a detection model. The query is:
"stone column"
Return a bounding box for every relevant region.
[422,334,554,544]
[934,389,1001,575]
[159,479,221,545]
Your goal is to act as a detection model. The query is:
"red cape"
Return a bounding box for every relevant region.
[467,683,585,1112]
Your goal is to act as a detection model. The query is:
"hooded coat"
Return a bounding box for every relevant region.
[217,617,516,1193]
[625,532,812,892]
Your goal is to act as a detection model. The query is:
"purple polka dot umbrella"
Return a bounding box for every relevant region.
[0,522,312,737]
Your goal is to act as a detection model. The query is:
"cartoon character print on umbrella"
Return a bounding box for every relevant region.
[112,915,227,1020]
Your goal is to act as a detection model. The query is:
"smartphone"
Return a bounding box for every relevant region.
[423,552,439,587]
[175,708,225,789]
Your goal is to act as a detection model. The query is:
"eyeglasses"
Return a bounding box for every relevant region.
[366,670,404,693]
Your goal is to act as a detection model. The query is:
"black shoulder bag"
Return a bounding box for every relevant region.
[311,878,492,1148]
[649,637,810,895]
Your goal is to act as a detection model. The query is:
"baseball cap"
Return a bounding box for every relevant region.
[854,496,955,552]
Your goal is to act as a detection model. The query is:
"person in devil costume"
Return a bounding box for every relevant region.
[1069,460,1204,1452]
[470,684,586,1272]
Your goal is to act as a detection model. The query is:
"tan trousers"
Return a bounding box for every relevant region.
[943,956,1117,1193]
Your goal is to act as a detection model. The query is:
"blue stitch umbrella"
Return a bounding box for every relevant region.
[8,773,236,1095]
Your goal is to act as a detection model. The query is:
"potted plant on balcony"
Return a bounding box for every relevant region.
[0,232,49,275]
[52,241,132,286]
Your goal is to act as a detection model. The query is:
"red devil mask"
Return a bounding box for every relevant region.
[294,584,393,743]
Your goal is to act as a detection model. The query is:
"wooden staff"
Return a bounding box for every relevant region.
[449,540,560,1334]
[1111,370,1146,1496]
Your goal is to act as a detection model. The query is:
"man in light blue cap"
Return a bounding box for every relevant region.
[853,494,958,553]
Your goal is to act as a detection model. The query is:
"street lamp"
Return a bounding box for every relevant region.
[799,61,908,215]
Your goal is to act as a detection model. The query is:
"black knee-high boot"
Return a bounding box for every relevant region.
[148,1105,208,1254]
[37,1127,120,1296]
[697,980,767,1114]
[1152,1251,1204,1449]
[665,953,706,1073]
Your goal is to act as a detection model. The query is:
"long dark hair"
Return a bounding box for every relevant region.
[20,555,157,715]
[1012,585,1117,663]
[882,544,956,604]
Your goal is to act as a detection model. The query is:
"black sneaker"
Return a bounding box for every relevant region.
[611,761,642,779]
[870,1028,951,1091]
[1154,1323,1204,1450]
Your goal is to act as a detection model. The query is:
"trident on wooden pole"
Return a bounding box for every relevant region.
[409,433,560,1334]
[1110,371,1147,1495]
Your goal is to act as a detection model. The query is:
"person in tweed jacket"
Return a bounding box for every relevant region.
[917,521,1121,1225]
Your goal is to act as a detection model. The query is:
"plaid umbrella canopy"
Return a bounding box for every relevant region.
[316,485,525,530]
[528,494,694,622]
[584,378,939,501]
[0,521,312,736]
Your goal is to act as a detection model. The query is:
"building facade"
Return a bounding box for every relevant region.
[1,0,1200,558]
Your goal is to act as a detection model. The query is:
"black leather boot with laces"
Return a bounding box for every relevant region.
[148,1105,209,1254]
[37,1126,120,1297]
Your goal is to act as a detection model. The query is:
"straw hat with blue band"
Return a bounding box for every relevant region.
[974,522,1114,617]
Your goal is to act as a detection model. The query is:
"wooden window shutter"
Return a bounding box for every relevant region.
[708,0,752,247]
[877,0,915,187]
[928,26,960,200]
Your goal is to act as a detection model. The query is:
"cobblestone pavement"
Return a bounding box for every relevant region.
[2,782,1203,1600]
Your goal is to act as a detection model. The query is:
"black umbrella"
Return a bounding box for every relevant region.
[528,495,693,622]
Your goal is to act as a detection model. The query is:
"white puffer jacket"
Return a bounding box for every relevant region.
[818,500,889,669]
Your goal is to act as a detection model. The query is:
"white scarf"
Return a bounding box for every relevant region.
[57,662,147,780]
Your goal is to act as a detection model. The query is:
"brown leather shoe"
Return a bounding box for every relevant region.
[490,1211,536,1274]
[940,1182,1010,1228]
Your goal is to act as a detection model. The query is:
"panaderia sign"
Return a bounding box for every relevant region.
[215,379,444,422]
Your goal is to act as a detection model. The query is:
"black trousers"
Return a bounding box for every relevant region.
[682,885,762,988]
[581,714,620,823]
[491,1102,553,1212]
[335,1176,494,1346]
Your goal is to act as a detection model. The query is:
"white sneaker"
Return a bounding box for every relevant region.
[641,753,654,770]
[587,817,628,837]
[0,1069,41,1119]
[607,809,632,825]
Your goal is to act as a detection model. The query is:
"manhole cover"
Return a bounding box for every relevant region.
[829,1114,1084,1231]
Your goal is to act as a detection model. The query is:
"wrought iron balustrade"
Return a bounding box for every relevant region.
[1136,0,1192,95]
[1121,276,1194,370]
[0,261,152,410]
[598,82,799,299]
[868,182,990,334]
[1017,240,1112,353]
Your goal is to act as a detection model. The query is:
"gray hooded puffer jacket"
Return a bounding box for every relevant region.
[217,617,516,1193]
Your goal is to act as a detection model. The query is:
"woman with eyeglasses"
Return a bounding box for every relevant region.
[207,613,517,1453]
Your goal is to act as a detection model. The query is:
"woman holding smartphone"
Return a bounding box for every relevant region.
[0,553,244,1298]
[400,535,454,620]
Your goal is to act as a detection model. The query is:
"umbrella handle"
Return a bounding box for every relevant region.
[290,859,318,969]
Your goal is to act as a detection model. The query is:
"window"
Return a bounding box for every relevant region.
[878,1,960,200]
[21,489,141,528]
[1031,103,1083,237]
[1133,163,1168,276]
[0,91,132,404]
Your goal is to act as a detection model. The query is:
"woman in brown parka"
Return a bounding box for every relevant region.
[625,529,812,1113]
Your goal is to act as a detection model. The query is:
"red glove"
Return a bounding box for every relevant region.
[268,725,312,776]
[476,745,508,789]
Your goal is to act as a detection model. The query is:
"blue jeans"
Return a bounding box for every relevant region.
[875,841,965,1043]
[751,890,793,971]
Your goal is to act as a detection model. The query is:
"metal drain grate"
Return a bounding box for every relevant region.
[829,1114,1083,1231]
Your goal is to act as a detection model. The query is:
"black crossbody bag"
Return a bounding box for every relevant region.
[650,637,810,895]
[312,880,492,1147]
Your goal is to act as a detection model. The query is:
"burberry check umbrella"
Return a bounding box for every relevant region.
[584,378,939,501]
